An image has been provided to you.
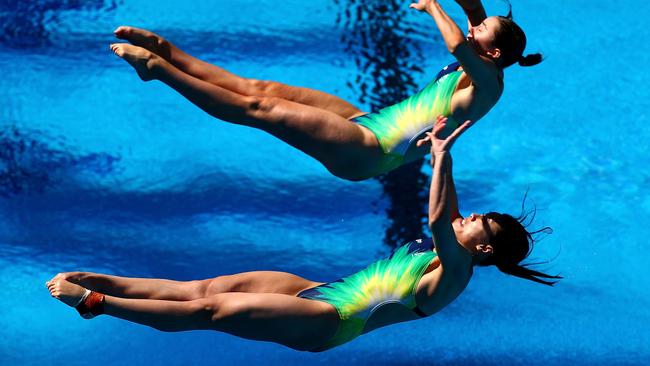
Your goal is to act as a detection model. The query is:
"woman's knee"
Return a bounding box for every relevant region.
[201,275,244,298]
[148,298,217,332]
[153,279,209,301]
[244,95,285,121]
[205,295,250,325]
[182,279,210,299]
[212,94,270,123]
[169,296,229,328]
[247,79,283,97]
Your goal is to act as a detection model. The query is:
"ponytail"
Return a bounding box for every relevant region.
[504,0,513,20]
[518,53,543,67]
[481,200,562,287]
[494,1,544,68]
[497,263,562,286]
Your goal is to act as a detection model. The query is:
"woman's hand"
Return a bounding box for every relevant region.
[426,115,474,159]
[409,0,437,12]
[414,115,458,148]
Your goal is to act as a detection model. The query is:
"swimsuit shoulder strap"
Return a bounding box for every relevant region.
[434,61,462,82]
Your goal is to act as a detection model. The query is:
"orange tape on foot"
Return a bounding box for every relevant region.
[76,291,105,319]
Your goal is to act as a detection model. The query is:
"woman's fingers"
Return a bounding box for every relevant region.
[415,136,429,147]
[449,119,474,139]
[433,115,448,136]
[446,119,474,144]
[425,117,474,153]
[415,134,432,147]
[410,0,437,11]
[427,119,475,153]
[409,1,427,11]
[433,121,447,136]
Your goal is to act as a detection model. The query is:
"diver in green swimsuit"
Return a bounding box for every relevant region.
[46,116,560,351]
[352,62,465,172]
[109,0,542,180]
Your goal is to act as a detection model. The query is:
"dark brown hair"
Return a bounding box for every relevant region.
[479,209,561,286]
[493,2,543,68]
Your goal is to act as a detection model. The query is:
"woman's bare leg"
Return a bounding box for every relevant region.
[110,43,381,180]
[47,279,337,351]
[53,271,321,301]
[113,26,365,119]
[51,272,206,301]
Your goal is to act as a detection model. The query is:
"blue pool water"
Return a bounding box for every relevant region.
[2,0,649,364]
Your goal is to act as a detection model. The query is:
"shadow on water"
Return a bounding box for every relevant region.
[334,0,431,246]
[0,0,118,48]
[5,173,380,221]
[0,124,120,197]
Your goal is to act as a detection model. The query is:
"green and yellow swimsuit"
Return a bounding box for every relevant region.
[298,238,437,350]
[353,62,463,172]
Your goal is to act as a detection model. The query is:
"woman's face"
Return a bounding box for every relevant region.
[452,213,501,253]
[467,16,502,57]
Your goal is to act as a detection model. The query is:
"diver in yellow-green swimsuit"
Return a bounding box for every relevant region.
[47,114,560,352]
[352,62,465,172]
[297,238,438,350]
[108,0,543,180]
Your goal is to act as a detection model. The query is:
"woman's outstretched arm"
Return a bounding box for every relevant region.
[446,154,462,221]
[410,0,500,90]
[427,116,474,266]
[416,127,462,222]
[410,0,465,54]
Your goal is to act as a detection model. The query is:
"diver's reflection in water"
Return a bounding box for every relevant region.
[335,0,429,247]
[0,124,120,198]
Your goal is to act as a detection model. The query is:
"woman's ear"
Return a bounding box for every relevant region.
[487,48,501,60]
[475,244,494,255]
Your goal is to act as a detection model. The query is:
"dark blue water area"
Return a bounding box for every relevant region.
[2,0,650,364]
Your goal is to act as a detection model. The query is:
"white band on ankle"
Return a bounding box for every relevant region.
[75,289,92,307]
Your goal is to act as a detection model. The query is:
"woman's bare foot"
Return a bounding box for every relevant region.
[114,26,172,61]
[110,43,159,81]
[46,277,87,307]
[48,271,83,284]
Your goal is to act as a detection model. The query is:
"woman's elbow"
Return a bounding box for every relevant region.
[428,210,444,229]
[428,218,445,232]
[446,36,467,53]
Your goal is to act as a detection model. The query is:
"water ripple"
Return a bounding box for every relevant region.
[0,124,121,197]
[0,0,119,48]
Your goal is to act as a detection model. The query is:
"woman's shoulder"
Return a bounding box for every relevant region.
[451,73,503,120]
[415,264,472,315]
[460,65,503,95]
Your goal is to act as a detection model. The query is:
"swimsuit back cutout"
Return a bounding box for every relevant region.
[298,238,437,350]
[354,62,463,156]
